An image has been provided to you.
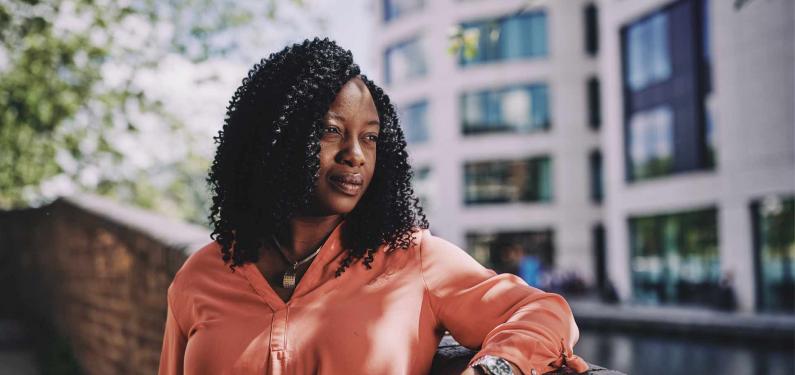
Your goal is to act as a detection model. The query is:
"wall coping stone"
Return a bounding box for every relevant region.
[60,193,210,256]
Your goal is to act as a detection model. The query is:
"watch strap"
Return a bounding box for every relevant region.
[471,355,515,375]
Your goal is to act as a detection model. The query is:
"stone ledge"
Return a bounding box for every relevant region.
[570,299,795,342]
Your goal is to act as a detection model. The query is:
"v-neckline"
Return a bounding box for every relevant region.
[240,219,347,310]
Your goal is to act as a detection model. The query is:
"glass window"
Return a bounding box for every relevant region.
[701,0,715,167]
[501,16,527,60]
[459,11,547,66]
[589,150,602,203]
[463,157,552,205]
[704,94,716,167]
[622,0,713,182]
[461,84,550,135]
[383,0,424,22]
[466,230,555,287]
[753,196,795,313]
[592,224,608,295]
[625,12,671,91]
[629,207,720,307]
[384,37,427,85]
[628,106,674,179]
[584,3,599,56]
[587,76,601,129]
[398,100,429,144]
[701,0,711,74]
[412,165,433,213]
[649,14,671,86]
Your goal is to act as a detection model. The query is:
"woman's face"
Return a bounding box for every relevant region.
[306,76,380,216]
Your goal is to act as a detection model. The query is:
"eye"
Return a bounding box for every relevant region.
[365,133,380,142]
[323,126,341,135]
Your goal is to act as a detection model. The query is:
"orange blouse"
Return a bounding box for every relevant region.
[158,220,588,374]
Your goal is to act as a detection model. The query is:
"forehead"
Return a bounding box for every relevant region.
[326,77,378,118]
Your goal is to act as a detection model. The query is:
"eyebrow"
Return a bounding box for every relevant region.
[327,112,380,126]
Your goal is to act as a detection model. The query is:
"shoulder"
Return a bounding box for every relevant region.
[414,229,468,258]
[384,228,481,268]
[387,227,466,257]
[382,226,428,254]
[169,240,227,298]
[415,229,493,278]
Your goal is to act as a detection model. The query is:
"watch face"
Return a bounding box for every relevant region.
[475,355,514,375]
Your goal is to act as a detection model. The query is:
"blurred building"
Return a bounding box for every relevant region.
[372,0,794,313]
[600,0,794,313]
[374,0,603,296]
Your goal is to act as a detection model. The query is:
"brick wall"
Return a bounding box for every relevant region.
[0,193,207,375]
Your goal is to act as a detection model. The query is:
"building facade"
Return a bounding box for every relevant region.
[601,0,794,312]
[373,0,794,313]
[375,0,604,291]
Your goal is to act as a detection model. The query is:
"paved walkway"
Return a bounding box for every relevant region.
[0,320,38,375]
[569,299,795,341]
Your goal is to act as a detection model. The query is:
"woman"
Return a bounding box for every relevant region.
[158,38,589,375]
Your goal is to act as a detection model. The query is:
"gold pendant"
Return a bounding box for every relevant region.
[282,269,296,289]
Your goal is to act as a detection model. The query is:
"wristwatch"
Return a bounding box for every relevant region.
[471,355,515,375]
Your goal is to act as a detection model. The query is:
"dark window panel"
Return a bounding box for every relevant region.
[584,3,599,56]
[751,196,795,313]
[463,157,552,205]
[589,150,603,203]
[621,0,713,182]
[592,224,607,294]
[587,76,601,129]
[628,207,720,307]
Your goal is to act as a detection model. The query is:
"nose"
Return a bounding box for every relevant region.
[337,137,366,167]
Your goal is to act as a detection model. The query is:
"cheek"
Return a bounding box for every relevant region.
[317,149,335,175]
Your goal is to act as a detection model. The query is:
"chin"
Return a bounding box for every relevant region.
[307,192,361,217]
[325,200,359,216]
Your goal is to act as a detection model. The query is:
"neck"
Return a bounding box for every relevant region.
[275,214,344,260]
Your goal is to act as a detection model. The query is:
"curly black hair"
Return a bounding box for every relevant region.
[206,37,429,276]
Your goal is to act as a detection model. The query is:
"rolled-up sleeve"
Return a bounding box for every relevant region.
[418,229,589,374]
[158,285,187,375]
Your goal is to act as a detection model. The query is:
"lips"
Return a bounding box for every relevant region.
[329,173,364,196]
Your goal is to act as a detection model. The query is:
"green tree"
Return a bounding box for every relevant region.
[0,0,304,225]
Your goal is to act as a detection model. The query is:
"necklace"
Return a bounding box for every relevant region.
[270,234,323,289]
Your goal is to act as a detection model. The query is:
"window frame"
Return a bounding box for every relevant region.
[462,156,553,205]
[457,10,549,66]
[460,83,551,136]
[620,0,713,182]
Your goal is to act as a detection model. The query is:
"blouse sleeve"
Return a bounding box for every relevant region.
[158,285,188,375]
[418,230,589,375]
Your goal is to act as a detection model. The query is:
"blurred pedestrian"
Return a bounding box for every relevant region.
[714,270,737,311]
